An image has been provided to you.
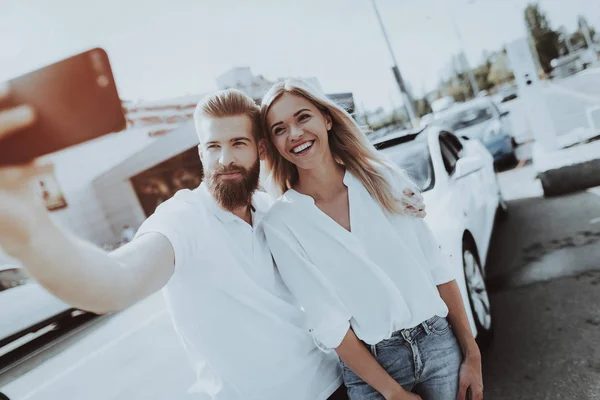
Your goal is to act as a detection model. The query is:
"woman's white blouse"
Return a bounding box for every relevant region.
[260,170,455,351]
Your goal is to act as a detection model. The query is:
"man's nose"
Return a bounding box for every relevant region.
[218,148,236,166]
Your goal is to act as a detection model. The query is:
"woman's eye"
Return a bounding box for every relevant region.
[298,114,310,122]
[273,127,286,135]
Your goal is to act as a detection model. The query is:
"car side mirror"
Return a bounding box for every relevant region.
[453,156,484,180]
[500,110,510,117]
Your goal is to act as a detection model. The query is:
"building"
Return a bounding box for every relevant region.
[216,67,323,100]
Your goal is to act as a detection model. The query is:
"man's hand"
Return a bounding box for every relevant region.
[401,188,426,218]
[456,355,483,400]
[0,83,51,256]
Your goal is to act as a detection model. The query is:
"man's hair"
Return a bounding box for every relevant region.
[193,89,261,141]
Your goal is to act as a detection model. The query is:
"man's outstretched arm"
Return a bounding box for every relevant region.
[0,83,174,314]
[13,224,175,314]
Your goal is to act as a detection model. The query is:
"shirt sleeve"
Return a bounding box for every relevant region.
[411,218,455,285]
[134,191,197,271]
[262,219,351,353]
[382,166,455,285]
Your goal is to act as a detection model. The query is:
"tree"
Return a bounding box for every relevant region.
[524,3,560,74]
[415,97,432,117]
[488,50,515,86]
[474,59,494,92]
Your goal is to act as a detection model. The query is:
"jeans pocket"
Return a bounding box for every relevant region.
[429,316,451,335]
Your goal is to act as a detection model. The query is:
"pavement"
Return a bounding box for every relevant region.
[482,164,600,400]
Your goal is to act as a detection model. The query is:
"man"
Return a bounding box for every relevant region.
[0,84,425,399]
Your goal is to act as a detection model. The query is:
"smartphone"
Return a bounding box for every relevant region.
[0,48,127,165]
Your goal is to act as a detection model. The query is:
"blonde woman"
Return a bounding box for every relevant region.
[258,79,483,400]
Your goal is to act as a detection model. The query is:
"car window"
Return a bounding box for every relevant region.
[438,104,494,131]
[0,268,31,292]
[442,132,464,157]
[439,134,460,175]
[381,141,435,192]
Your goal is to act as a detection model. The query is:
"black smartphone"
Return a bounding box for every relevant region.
[0,48,127,165]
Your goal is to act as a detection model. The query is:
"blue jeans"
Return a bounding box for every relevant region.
[341,316,462,400]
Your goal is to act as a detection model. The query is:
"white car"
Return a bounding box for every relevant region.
[373,125,506,346]
[0,261,75,350]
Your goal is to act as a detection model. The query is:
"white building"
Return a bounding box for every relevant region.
[216,67,323,100]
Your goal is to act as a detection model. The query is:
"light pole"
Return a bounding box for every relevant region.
[449,7,480,96]
[370,0,419,128]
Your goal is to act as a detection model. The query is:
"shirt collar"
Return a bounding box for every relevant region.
[198,183,261,225]
[342,169,356,186]
[284,169,356,203]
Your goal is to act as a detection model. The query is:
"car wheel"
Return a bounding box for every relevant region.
[463,239,494,349]
[494,177,508,221]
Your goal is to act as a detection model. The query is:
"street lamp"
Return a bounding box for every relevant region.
[370,0,419,128]
[424,1,480,98]
[448,4,480,96]
[450,21,479,96]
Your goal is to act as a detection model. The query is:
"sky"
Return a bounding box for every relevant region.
[1,0,599,111]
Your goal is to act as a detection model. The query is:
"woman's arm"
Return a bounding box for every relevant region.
[336,329,417,400]
[437,281,483,400]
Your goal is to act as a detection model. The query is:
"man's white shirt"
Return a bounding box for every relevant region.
[135,183,342,400]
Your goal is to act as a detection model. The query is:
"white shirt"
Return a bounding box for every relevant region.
[135,183,342,400]
[260,170,454,351]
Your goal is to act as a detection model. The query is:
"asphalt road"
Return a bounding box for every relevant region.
[483,165,600,400]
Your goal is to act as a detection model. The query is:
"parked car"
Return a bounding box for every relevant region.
[372,125,507,346]
[434,97,517,165]
[0,261,78,349]
[495,83,519,103]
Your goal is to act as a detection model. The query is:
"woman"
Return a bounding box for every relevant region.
[258,79,483,400]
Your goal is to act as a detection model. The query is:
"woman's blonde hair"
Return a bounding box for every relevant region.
[259,79,414,215]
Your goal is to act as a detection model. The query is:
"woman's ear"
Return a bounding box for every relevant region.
[325,114,333,131]
[258,139,267,161]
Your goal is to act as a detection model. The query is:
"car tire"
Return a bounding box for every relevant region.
[494,176,508,222]
[462,238,494,349]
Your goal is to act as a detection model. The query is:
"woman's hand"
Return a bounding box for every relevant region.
[385,388,422,400]
[401,188,426,218]
[456,354,483,400]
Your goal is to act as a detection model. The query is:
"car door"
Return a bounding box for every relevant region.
[439,132,487,249]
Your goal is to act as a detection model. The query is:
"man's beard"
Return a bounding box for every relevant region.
[205,159,260,212]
